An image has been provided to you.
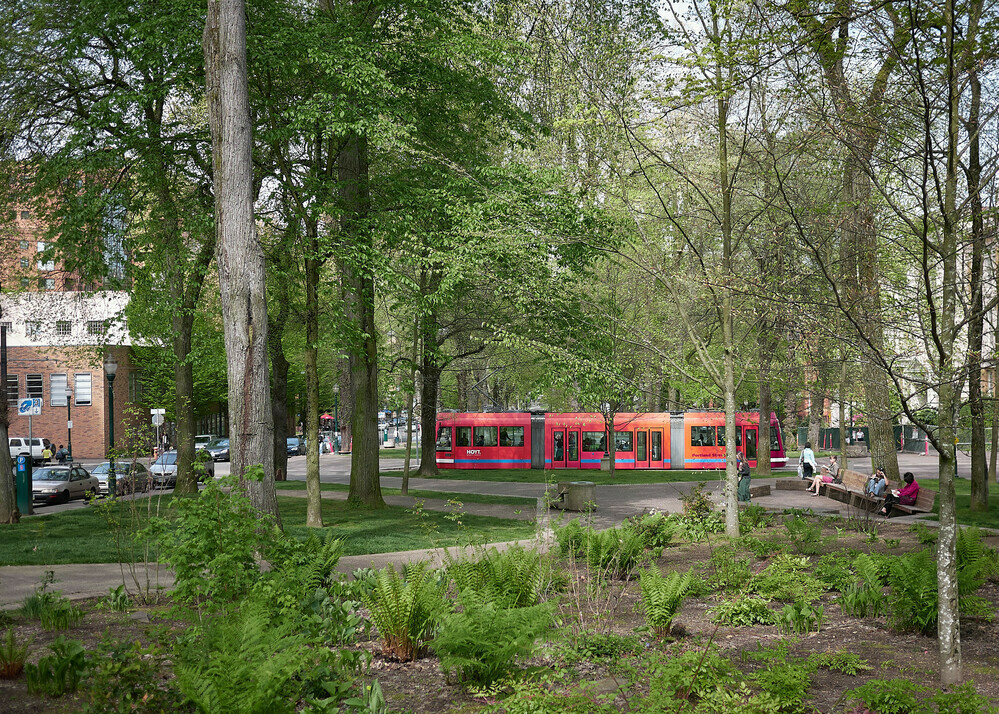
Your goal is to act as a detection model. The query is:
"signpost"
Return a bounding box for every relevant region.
[151,409,165,457]
[15,399,40,516]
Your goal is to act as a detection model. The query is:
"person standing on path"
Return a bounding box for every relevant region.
[800,442,817,481]
[737,451,752,502]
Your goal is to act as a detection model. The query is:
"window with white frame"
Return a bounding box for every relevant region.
[18,240,28,250]
[5,375,18,407]
[56,321,71,336]
[25,321,42,337]
[86,320,106,336]
[26,374,43,399]
[50,374,68,406]
[42,278,56,290]
[19,258,28,269]
[128,370,144,403]
[74,373,92,405]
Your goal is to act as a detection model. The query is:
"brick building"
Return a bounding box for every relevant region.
[3,208,147,459]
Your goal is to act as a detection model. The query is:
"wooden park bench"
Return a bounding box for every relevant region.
[820,468,867,503]
[891,487,937,516]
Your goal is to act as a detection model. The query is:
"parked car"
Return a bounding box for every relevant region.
[150,451,215,489]
[32,465,99,505]
[286,437,304,456]
[9,437,53,465]
[92,461,151,496]
[195,434,218,451]
[205,438,230,462]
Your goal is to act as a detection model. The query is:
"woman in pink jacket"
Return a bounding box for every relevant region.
[880,472,919,516]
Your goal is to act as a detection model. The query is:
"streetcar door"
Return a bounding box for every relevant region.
[635,430,649,468]
[650,429,664,469]
[551,429,566,468]
[744,426,759,464]
[567,430,580,467]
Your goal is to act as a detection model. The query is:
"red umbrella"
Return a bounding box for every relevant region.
[320,413,334,421]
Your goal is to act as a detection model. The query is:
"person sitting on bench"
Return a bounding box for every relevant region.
[881,472,918,516]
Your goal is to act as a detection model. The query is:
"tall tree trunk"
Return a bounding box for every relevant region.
[0,326,18,523]
[839,354,849,469]
[268,275,290,482]
[304,220,323,525]
[172,319,197,495]
[339,135,383,508]
[418,309,441,478]
[966,65,987,511]
[204,0,278,520]
[402,316,419,495]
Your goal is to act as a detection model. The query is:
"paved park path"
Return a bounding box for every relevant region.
[0,451,954,609]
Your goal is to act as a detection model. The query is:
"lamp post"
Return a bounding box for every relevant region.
[104,352,118,497]
[333,385,340,454]
[65,386,73,463]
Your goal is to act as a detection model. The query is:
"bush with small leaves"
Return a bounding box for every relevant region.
[748,553,825,603]
[845,678,925,714]
[739,504,775,532]
[563,631,639,663]
[84,638,189,712]
[625,511,676,551]
[738,534,787,560]
[710,596,778,627]
[783,515,825,555]
[752,661,814,712]
[808,650,871,676]
[641,645,742,705]
[707,546,752,591]
[908,522,938,545]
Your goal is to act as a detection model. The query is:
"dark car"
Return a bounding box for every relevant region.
[286,437,304,456]
[32,466,99,505]
[206,438,230,462]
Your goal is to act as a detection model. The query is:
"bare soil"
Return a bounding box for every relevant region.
[2,518,998,713]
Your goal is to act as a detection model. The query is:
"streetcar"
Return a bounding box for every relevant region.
[434,411,786,470]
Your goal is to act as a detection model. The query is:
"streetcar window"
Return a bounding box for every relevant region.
[614,431,633,452]
[691,426,715,447]
[456,427,471,447]
[436,427,452,451]
[582,431,606,452]
[716,426,740,446]
[772,432,781,451]
[499,426,525,447]
[473,426,497,447]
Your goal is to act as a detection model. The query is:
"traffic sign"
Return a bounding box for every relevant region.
[18,398,41,416]
[152,414,164,426]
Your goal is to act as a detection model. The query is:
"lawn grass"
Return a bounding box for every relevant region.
[0,494,537,567]
[274,481,536,506]
[916,477,999,530]
[385,467,731,485]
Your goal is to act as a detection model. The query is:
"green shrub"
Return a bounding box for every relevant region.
[40,601,84,631]
[752,661,814,712]
[739,504,775,532]
[84,638,189,713]
[626,512,676,550]
[640,567,692,637]
[909,522,938,545]
[838,553,887,618]
[431,589,553,685]
[808,650,871,675]
[886,549,939,634]
[252,531,346,615]
[710,596,778,627]
[846,678,925,714]
[173,598,312,714]
[25,635,88,697]
[563,631,639,662]
[20,570,62,620]
[96,585,131,613]
[813,551,857,591]
[0,628,30,679]
[921,681,998,713]
[776,601,824,634]
[748,553,824,603]
[707,545,752,591]
[784,516,824,555]
[643,646,741,704]
[446,546,547,608]
[584,527,645,579]
[681,482,714,520]
[554,519,587,558]
[481,678,618,713]
[363,563,446,661]
[739,534,787,559]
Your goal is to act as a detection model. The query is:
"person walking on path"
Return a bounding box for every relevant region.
[737,451,752,502]
[800,442,817,481]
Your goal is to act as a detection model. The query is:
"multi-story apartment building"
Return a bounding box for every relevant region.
[2,207,148,459]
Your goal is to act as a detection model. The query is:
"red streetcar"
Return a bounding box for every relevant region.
[435,411,786,471]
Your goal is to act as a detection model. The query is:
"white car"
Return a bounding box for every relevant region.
[32,466,99,505]
[150,451,214,488]
[9,437,53,465]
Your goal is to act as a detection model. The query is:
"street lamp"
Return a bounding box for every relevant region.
[333,385,340,454]
[65,385,73,463]
[104,351,118,497]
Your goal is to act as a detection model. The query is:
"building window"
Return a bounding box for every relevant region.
[26,374,43,399]
[50,374,68,407]
[20,278,29,288]
[20,210,30,220]
[36,241,47,252]
[74,373,92,405]
[128,370,144,404]
[86,320,106,335]
[18,240,28,250]
[5,375,18,407]
[56,321,72,336]
[19,258,29,269]
[25,321,42,337]
[42,278,56,290]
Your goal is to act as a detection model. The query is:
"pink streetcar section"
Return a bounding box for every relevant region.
[434,412,533,469]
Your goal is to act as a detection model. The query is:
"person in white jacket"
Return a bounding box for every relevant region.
[800,442,817,481]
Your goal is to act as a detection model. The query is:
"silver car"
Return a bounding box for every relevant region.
[92,461,151,496]
[31,466,99,505]
[150,451,214,488]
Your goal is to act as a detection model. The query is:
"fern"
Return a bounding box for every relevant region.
[640,567,692,637]
[585,527,645,579]
[363,563,446,661]
[446,546,547,608]
[886,549,939,634]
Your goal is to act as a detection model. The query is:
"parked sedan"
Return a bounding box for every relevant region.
[150,451,215,489]
[92,461,151,496]
[205,438,230,462]
[31,466,99,505]
[286,437,304,456]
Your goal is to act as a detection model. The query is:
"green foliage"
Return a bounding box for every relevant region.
[20,570,62,619]
[681,482,714,520]
[909,522,938,545]
[479,677,618,713]
[739,534,787,560]
[783,516,824,555]
[432,589,553,685]
[252,530,345,615]
[584,527,645,579]
[642,645,741,704]
[96,584,131,613]
[846,678,925,714]
[363,563,446,661]
[626,511,676,550]
[40,601,85,631]
[808,650,871,676]
[173,598,312,714]
[921,682,998,713]
[707,545,752,591]
[24,635,88,697]
[446,545,548,608]
[884,538,901,549]
[776,601,824,634]
[554,519,587,558]
[84,638,188,713]
[640,567,693,637]
[812,551,857,591]
[886,549,940,634]
[0,628,30,679]
[562,631,639,663]
[159,471,279,609]
[710,596,779,627]
[739,504,775,532]
[751,662,814,712]
[838,554,887,618]
[747,554,824,603]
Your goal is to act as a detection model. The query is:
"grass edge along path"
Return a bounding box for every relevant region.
[274,481,536,506]
[0,495,537,567]
[381,467,731,485]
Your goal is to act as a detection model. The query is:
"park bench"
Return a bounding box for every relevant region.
[890,487,937,516]
[820,468,866,503]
